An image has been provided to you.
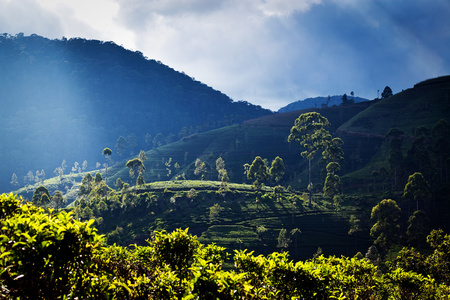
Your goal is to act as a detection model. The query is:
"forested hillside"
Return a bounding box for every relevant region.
[0,33,271,192]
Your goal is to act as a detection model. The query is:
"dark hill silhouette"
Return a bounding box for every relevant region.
[278,95,369,112]
[0,33,271,192]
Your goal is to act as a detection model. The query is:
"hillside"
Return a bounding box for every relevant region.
[338,76,450,136]
[0,33,271,192]
[278,95,369,112]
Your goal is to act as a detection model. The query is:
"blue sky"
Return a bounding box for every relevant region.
[1,0,449,111]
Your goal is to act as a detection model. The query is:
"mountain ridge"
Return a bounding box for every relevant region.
[0,33,271,192]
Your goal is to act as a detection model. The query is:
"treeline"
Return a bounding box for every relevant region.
[1,193,450,299]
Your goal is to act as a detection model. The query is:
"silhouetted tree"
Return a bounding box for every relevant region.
[386,128,405,188]
[406,210,430,248]
[381,86,393,98]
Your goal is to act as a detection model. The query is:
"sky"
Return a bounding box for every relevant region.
[1,0,449,111]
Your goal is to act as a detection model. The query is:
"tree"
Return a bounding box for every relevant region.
[127,133,138,155]
[322,137,344,165]
[246,156,269,189]
[51,190,66,210]
[115,178,124,191]
[209,203,224,223]
[323,166,341,205]
[138,150,147,162]
[114,136,128,157]
[194,158,208,180]
[288,112,331,206]
[340,93,353,106]
[102,147,112,182]
[94,172,103,184]
[403,172,430,211]
[215,157,226,180]
[406,210,430,248]
[136,171,145,186]
[82,160,88,171]
[32,186,51,207]
[370,199,401,252]
[290,228,301,256]
[277,228,291,252]
[386,128,405,188]
[381,86,393,98]
[10,173,19,187]
[269,156,285,184]
[153,133,164,148]
[126,158,145,183]
[145,133,152,149]
[432,119,450,182]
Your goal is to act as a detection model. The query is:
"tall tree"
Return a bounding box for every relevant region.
[403,172,430,211]
[269,156,285,185]
[126,158,145,183]
[102,148,112,183]
[370,199,401,252]
[323,163,341,205]
[277,228,291,252]
[322,137,344,165]
[10,173,18,187]
[246,156,269,189]
[114,136,128,157]
[432,119,450,182]
[406,210,430,248]
[194,158,208,180]
[288,112,331,206]
[386,128,405,188]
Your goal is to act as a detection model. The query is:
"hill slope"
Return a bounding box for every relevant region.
[278,95,369,113]
[338,76,450,136]
[0,33,271,192]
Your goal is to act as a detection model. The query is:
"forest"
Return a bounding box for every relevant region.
[2,33,450,298]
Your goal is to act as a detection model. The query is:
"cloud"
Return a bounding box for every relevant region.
[0,0,63,36]
[1,0,449,110]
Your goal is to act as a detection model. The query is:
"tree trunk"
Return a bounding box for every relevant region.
[308,159,312,206]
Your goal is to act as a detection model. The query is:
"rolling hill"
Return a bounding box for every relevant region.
[0,33,271,192]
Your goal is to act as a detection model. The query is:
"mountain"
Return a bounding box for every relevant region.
[278,95,369,113]
[0,33,271,192]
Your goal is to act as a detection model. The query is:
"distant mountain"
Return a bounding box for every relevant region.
[0,33,271,192]
[278,95,369,113]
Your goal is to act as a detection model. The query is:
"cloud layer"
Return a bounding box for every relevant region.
[1,0,449,110]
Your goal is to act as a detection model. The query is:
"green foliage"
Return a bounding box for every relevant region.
[403,172,430,211]
[32,185,51,206]
[102,147,112,156]
[269,156,285,184]
[1,192,449,299]
[288,112,332,206]
[370,199,402,251]
[246,156,269,188]
[0,193,103,299]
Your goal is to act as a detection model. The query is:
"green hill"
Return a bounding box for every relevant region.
[338,75,450,136]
